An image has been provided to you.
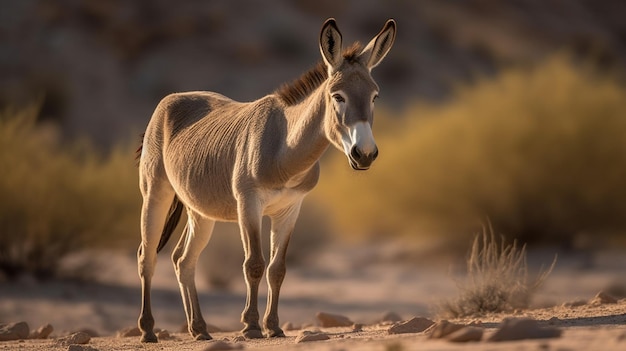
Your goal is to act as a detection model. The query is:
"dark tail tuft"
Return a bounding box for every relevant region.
[157,196,184,253]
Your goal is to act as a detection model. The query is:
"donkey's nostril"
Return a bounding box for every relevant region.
[350,146,361,160]
[372,148,379,160]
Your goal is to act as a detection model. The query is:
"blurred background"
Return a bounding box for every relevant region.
[1,0,626,335]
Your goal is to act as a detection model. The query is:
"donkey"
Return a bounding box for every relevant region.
[137,18,396,342]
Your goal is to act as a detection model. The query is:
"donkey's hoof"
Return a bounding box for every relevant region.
[194,332,212,341]
[266,328,286,338]
[140,332,158,343]
[242,328,264,339]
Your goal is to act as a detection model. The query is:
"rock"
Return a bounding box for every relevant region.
[201,340,244,350]
[590,291,618,305]
[352,323,363,332]
[488,318,562,342]
[157,329,174,340]
[447,326,484,342]
[67,346,98,351]
[58,331,91,346]
[74,328,99,338]
[0,322,30,341]
[117,326,141,338]
[316,312,353,327]
[295,330,330,343]
[388,317,434,334]
[29,323,54,339]
[380,311,403,323]
[426,320,465,339]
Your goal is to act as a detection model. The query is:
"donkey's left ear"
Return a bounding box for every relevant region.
[360,19,396,70]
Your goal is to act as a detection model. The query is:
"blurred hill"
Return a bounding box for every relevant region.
[2,0,626,146]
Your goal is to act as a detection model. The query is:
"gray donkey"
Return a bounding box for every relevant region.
[137,18,396,342]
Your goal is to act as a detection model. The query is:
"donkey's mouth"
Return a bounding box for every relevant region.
[349,158,370,171]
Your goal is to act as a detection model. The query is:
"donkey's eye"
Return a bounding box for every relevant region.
[332,94,345,103]
[372,94,379,103]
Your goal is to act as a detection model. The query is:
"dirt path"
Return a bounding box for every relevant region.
[3,300,625,351]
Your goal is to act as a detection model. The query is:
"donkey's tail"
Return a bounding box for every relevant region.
[156,195,184,253]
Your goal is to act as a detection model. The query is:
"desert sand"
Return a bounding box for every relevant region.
[1,244,625,350]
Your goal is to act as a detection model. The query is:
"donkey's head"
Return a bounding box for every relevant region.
[320,18,396,170]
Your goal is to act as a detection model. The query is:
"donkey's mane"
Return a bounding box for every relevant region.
[275,42,363,106]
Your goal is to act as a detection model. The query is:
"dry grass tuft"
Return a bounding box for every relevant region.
[440,224,556,317]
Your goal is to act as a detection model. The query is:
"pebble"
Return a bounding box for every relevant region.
[316,312,353,327]
[488,318,562,342]
[562,299,587,308]
[201,340,244,350]
[295,330,330,343]
[29,323,54,339]
[426,320,465,339]
[58,331,91,346]
[446,326,484,342]
[116,326,141,338]
[0,322,30,341]
[590,291,618,305]
[388,317,434,335]
[67,346,98,351]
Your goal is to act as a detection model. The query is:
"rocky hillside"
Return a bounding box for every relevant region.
[1,0,625,145]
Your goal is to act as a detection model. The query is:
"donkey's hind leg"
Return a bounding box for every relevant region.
[172,211,215,340]
[137,182,175,343]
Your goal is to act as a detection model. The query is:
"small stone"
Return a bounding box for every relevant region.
[67,346,98,351]
[352,323,363,332]
[116,326,141,338]
[426,320,465,339]
[447,326,484,342]
[590,291,618,305]
[316,312,353,327]
[388,317,434,334]
[295,330,330,343]
[0,322,30,341]
[488,318,562,342]
[380,311,403,323]
[58,331,91,346]
[156,329,173,340]
[74,329,99,338]
[201,340,243,350]
[29,323,53,339]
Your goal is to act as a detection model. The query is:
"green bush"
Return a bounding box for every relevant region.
[313,56,626,247]
[0,106,140,279]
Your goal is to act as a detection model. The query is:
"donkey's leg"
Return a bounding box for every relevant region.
[264,200,303,337]
[237,195,266,339]
[172,212,215,340]
[138,184,175,343]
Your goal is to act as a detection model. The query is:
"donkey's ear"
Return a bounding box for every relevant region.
[360,19,396,70]
[319,18,343,71]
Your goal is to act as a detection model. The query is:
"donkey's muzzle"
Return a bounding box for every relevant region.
[349,145,378,170]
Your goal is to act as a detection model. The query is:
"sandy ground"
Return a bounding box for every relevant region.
[1,244,625,350]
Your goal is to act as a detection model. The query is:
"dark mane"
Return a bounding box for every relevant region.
[275,42,363,106]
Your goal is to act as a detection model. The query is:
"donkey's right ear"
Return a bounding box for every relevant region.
[319,18,343,72]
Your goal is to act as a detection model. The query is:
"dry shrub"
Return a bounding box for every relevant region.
[440,226,555,317]
[0,105,140,280]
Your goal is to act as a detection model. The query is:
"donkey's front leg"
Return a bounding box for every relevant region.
[237,195,266,339]
[264,201,302,337]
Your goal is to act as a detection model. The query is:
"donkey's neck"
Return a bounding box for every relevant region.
[279,85,330,178]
